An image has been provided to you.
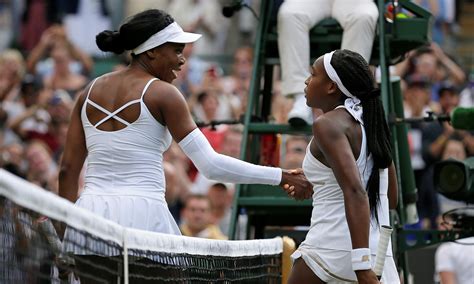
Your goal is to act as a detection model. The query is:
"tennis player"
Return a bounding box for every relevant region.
[58,9,313,283]
[58,8,312,238]
[287,50,400,284]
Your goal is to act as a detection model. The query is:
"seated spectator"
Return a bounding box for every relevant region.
[0,49,25,103]
[9,91,71,157]
[395,44,466,102]
[24,139,58,193]
[422,83,474,166]
[404,75,436,213]
[207,183,234,237]
[281,135,309,169]
[1,74,49,145]
[173,42,209,98]
[459,73,474,107]
[26,25,93,80]
[164,161,183,223]
[271,79,293,124]
[180,194,227,240]
[436,137,471,215]
[403,75,436,118]
[435,237,474,284]
[192,91,220,124]
[0,142,26,178]
[220,46,253,117]
[42,40,88,99]
[190,65,240,123]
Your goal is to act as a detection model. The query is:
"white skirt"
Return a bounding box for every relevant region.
[291,244,400,284]
[64,189,181,255]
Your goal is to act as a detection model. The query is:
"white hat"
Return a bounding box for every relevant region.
[132,22,201,55]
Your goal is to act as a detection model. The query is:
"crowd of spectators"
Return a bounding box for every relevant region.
[0,0,472,249]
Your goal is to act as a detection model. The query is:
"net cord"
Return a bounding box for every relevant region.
[0,169,283,257]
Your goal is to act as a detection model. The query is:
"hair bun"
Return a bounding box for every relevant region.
[96,30,125,54]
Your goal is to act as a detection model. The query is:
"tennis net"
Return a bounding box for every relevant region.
[0,169,283,283]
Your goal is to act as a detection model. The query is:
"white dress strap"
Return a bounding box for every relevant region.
[86,77,100,100]
[140,78,160,99]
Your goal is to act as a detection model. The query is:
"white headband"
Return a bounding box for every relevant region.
[323,51,356,99]
[132,22,201,55]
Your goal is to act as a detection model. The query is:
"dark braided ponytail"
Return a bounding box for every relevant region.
[331,50,393,222]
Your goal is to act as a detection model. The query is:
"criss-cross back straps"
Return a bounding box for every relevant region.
[85,77,159,129]
[87,99,141,128]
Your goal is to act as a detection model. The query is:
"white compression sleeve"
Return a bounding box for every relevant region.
[178,128,282,185]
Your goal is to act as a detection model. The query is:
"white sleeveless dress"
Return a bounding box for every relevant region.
[73,77,180,235]
[291,102,400,283]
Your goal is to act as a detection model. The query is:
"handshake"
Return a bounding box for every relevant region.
[280,169,313,200]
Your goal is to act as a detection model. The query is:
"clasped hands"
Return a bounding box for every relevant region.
[280,169,313,200]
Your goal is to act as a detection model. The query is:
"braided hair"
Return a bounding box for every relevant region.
[331,49,393,221]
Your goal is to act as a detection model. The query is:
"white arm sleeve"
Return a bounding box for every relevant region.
[178,128,282,185]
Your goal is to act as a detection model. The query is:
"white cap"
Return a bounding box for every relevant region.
[132,22,201,55]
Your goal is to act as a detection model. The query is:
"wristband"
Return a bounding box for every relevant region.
[351,248,372,271]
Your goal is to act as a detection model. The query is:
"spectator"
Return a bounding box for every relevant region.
[42,40,88,99]
[395,44,466,102]
[220,46,253,117]
[0,142,26,178]
[459,73,474,107]
[436,137,471,215]
[2,74,48,145]
[168,0,228,56]
[422,83,474,166]
[281,135,309,169]
[192,91,220,124]
[9,90,71,157]
[180,194,227,240]
[0,49,25,103]
[62,0,112,56]
[207,182,233,237]
[164,161,183,222]
[24,139,57,193]
[173,42,209,98]
[435,237,474,284]
[26,25,93,80]
[190,64,240,123]
[19,0,60,52]
[271,79,293,124]
[0,2,13,52]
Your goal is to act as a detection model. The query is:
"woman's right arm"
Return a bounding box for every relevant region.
[58,91,87,203]
[312,115,379,283]
[155,83,312,199]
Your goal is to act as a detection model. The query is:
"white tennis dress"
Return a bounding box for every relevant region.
[291,102,400,283]
[74,77,180,235]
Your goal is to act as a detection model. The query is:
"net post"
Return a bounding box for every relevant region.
[281,236,296,284]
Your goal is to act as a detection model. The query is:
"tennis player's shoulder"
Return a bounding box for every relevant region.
[312,110,346,141]
[144,79,188,114]
[147,79,183,100]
